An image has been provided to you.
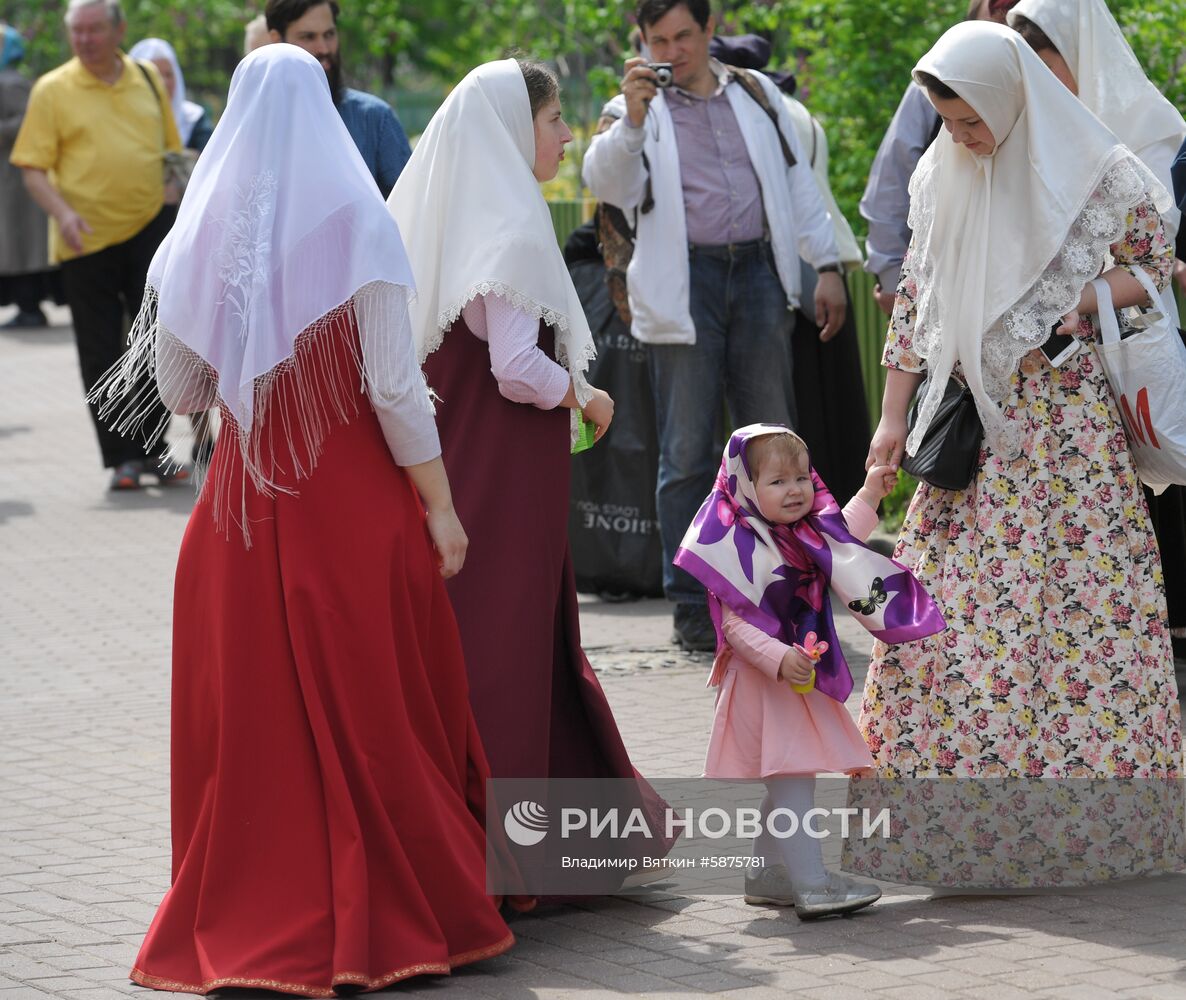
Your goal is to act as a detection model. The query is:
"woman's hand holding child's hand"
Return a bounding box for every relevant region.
[856,463,898,510]
[778,647,815,687]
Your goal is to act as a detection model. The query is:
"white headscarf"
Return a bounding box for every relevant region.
[128,37,204,146]
[1009,0,1186,224]
[93,44,425,505]
[387,59,594,402]
[904,21,1172,461]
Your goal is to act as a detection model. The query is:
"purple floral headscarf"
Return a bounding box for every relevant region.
[674,424,946,702]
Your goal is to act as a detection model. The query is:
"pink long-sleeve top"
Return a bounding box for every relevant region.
[721,496,880,679]
[460,293,571,409]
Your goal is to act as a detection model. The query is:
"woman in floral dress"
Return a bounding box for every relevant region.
[843,23,1182,889]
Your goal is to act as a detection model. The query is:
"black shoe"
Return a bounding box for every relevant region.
[672,602,717,652]
[1,310,47,329]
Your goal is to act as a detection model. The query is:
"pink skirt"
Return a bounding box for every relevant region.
[703,660,873,779]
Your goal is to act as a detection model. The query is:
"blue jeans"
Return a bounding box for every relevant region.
[647,240,796,605]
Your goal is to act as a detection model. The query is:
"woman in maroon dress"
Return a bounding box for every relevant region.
[388,61,671,847]
[90,46,513,995]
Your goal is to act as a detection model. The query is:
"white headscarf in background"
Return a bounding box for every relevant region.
[92,45,426,513]
[128,38,205,146]
[903,21,1171,461]
[1009,0,1186,227]
[387,59,594,406]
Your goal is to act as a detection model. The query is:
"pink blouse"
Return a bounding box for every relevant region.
[461,293,571,409]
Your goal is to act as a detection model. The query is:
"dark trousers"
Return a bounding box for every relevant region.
[60,209,173,468]
[647,240,795,604]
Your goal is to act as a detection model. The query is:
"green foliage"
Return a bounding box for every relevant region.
[879,470,918,536]
[4,0,1182,220]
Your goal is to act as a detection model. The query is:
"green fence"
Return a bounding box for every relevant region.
[545,198,1186,438]
[548,199,596,245]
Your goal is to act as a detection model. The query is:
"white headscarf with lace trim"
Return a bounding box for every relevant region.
[387,59,594,406]
[1009,0,1185,236]
[904,21,1172,461]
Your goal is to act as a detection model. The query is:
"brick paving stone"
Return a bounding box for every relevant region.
[874,986,959,1000]
[670,969,765,992]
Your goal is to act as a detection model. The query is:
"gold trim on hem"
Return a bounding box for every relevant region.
[129,931,516,997]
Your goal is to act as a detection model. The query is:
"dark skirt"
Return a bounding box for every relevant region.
[424,317,662,784]
[1147,485,1186,634]
[792,278,871,505]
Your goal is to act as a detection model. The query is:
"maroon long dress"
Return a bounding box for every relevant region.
[425,319,671,787]
[130,315,513,997]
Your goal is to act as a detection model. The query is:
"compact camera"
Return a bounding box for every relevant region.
[648,62,674,88]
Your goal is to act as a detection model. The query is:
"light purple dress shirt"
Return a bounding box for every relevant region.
[665,70,765,246]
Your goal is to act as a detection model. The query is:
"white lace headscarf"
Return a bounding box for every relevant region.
[91,44,427,523]
[387,59,595,406]
[128,38,205,146]
[1009,0,1186,236]
[904,21,1172,461]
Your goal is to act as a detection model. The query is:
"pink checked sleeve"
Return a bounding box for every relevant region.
[461,293,571,408]
[721,606,789,683]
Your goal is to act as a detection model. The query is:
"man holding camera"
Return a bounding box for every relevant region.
[583,0,845,651]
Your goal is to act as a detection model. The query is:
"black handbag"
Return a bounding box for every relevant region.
[900,374,983,491]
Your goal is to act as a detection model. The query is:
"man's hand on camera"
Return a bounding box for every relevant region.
[621,57,659,128]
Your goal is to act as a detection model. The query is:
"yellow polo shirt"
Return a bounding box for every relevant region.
[10,53,181,263]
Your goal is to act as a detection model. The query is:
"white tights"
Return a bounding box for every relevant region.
[753,776,828,888]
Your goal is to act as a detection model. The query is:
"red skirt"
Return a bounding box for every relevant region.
[132,317,512,996]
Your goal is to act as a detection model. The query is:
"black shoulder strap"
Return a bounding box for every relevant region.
[726,66,796,169]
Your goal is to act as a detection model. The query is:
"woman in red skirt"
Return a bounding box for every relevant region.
[91,45,513,995]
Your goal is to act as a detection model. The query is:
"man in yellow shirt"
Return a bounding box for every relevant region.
[11,0,185,490]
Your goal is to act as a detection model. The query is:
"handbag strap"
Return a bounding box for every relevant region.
[1127,265,1167,324]
[1094,270,1167,345]
[1092,276,1120,345]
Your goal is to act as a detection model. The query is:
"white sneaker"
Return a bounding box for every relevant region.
[791,872,882,919]
[743,863,796,906]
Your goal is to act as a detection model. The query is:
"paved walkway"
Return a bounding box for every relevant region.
[1,308,1184,999]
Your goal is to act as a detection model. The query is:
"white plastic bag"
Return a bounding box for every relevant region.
[1092,272,1186,495]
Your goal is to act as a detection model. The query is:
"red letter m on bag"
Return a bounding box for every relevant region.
[1120,387,1160,449]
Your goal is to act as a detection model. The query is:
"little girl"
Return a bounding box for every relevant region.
[674,423,945,918]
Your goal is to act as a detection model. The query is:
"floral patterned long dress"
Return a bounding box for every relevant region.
[842,198,1184,888]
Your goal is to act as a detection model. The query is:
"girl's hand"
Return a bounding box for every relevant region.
[778,647,815,687]
[867,414,908,472]
[859,463,898,507]
[581,386,615,441]
[1056,308,1080,336]
[425,506,468,578]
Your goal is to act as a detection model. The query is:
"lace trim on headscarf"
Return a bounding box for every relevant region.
[431,281,597,415]
[89,280,431,546]
[907,155,1147,458]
